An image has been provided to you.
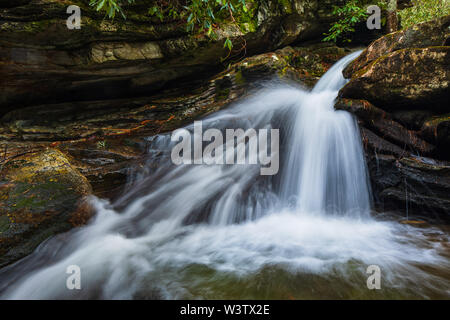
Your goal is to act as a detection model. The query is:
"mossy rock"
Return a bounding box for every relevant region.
[343,15,450,78]
[0,148,93,268]
[339,47,450,112]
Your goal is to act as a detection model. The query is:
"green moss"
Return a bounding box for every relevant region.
[8,180,73,213]
[278,0,293,14]
[21,20,55,33]
[235,3,259,33]
[0,215,10,233]
[216,88,231,101]
[234,70,246,85]
[399,0,450,29]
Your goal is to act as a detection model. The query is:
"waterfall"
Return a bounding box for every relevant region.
[0,52,448,299]
[280,51,371,217]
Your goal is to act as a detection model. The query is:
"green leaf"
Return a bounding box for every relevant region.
[224,38,233,51]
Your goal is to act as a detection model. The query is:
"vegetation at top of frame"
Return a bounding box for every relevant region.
[89,0,257,51]
[89,0,135,18]
[398,0,450,28]
[323,0,450,43]
[88,1,450,49]
[322,0,377,43]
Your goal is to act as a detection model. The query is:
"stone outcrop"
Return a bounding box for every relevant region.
[1,43,348,199]
[0,0,347,205]
[0,0,340,116]
[336,99,450,221]
[337,16,450,221]
[340,47,449,111]
[343,15,450,78]
[0,149,93,267]
[0,39,349,268]
[335,99,435,156]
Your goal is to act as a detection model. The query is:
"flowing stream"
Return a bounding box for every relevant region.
[1,51,449,299]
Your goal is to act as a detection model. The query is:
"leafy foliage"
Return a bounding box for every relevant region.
[89,0,135,18]
[323,0,370,43]
[324,0,449,42]
[89,0,450,47]
[323,0,392,43]
[398,0,450,29]
[90,0,254,53]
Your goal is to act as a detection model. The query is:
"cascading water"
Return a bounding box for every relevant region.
[0,52,448,299]
[280,52,371,216]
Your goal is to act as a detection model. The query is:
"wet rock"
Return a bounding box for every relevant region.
[336,98,450,221]
[391,110,434,131]
[0,0,348,205]
[368,155,450,221]
[340,16,450,116]
[339,47,450,112]
[62,143,144,199]
[0,44,347,143]
[0,44,348,199]
[359,127,408,158]
[0,148,93,267]
[335,98,434,156]
[343,15,450,78]
[420,115,450,158]
[0,0,337,116]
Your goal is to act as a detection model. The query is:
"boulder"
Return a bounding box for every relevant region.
[0,148,93,267]
[339,47,450,112]
[343,15,450,78]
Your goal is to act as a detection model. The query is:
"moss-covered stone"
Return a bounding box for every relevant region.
[0,148,93,268]
[343,15,450,78]
[339,47,450,112]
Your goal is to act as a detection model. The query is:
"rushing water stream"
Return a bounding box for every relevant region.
[1,52,449,299]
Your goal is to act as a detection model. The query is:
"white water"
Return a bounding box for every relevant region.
[1,51,448,299]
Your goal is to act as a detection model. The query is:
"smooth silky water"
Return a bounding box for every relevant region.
[1,52,449,299]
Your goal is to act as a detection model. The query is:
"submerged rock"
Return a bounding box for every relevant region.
[0,149,93,267]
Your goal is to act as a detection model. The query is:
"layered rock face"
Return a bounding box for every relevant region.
[338,16,450,221]
[1,0,351,266]
[0,0,346,198]
[1,43,348,195]
[0,0,341,115]
[0,0,347,197]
